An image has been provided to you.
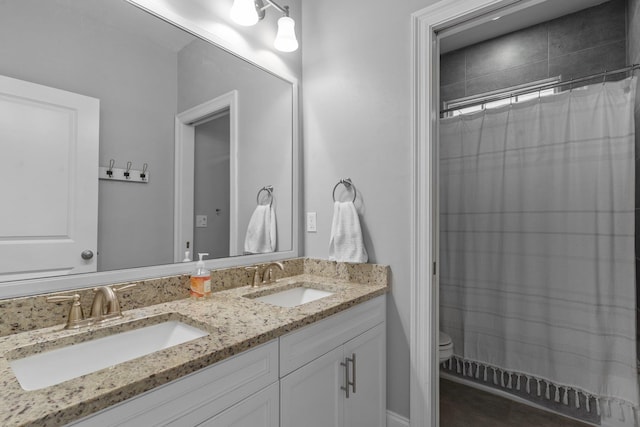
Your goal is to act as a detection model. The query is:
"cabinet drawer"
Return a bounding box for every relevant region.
[279,295,385,376]
[199,382,279,427]
[70,340,279,427]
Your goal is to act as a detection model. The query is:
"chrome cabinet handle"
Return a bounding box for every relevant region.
[341,354,357,398]
[340,358,350,398]
[350,353,356,394]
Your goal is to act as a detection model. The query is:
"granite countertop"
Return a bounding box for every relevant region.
[0,273,388,426]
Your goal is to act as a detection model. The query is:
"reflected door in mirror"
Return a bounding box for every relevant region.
[0,75,99,281]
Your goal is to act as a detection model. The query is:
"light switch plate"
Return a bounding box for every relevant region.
[306,212,317,232]
[195,215,207,228]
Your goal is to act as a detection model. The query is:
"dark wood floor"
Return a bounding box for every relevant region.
[440,378,593,427]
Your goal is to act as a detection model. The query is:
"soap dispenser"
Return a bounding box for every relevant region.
[190,253,211,299]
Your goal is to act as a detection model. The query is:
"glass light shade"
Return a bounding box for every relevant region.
[274,16,298,52]
[230,0,259,26]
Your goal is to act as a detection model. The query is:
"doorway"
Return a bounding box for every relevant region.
[174,90,238,262]
[410,1,629,426]
[193,112,231,259]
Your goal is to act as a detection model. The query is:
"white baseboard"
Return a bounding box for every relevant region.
[387,410,410,427]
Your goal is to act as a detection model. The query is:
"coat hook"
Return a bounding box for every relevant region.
[106,159,115,177]
[124,161,132,179]
[140,163,148,181]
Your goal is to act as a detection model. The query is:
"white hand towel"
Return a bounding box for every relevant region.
[328,201,368,263]
[244,204,277,254]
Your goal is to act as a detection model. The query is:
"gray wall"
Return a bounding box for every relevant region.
[302,0,437,418]
[303,0,633,419]
[441,0,627,104]
[193,115,231,259]
[0,0,177,271]
[629,0,640,343]
[178,39,293,255]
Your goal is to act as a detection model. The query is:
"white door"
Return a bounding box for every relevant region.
[343,323,387,427]
[280,346,345,427]
[0,75,99,281]
[200,383,279,427]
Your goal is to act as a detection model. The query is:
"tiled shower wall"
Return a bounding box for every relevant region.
[630,0,640,347]
[440,0,627,104]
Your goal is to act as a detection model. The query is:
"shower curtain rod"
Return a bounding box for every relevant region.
[440,63,640,115]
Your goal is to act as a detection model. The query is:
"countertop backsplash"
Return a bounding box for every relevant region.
[0,258,388,337]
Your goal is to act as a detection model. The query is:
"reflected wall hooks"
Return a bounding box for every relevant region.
[99,160,150,183]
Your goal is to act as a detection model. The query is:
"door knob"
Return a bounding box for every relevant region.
[81,250,94,260]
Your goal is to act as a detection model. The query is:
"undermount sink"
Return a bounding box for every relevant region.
[246,283,334,308]
[9,319,208,391]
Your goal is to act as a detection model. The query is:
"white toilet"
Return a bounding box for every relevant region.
[439,332,454,363]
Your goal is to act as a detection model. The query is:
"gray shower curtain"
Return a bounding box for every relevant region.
[439,77,639,424]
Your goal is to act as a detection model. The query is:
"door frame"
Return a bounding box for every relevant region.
[410,1,553,425]
[174,90,239,262]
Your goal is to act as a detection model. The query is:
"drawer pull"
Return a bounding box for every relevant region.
[340,358,350,398]
[341,354,356,398]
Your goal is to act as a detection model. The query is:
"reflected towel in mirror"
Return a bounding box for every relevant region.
[244,205,277,254]
[328,201,368,263]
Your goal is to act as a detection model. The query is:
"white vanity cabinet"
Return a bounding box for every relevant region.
[279,296,386,427]
[69,340,279,427]
[68,295,386,427]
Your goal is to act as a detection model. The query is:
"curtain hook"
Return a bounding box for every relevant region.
[106,159,115,177]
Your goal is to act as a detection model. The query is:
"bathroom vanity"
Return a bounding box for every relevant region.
[0,259,388,426]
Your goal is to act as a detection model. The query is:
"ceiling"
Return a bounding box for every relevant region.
[440,0,609,53]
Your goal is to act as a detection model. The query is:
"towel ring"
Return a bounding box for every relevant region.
[257,185,274,206]
[332,178,357,203]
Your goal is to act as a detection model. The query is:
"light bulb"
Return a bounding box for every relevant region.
[274,16,298,52]
[230,0,259,26]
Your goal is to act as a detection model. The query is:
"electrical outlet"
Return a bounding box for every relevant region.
[306,212,317,232]
[195,215,208,228]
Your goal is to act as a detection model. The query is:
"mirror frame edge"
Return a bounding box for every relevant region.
[0,0,301,300]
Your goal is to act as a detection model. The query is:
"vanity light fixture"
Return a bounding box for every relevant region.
[230,0,298,52]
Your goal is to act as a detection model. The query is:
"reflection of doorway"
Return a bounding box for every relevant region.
[193,113,230,258]
[174,91,238,262]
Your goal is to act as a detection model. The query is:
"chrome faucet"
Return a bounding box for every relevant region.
[46,283,136,329]
[90,286,120,319]
[90,284,136,322]
[245,262,285,287]
[261,262,285,285]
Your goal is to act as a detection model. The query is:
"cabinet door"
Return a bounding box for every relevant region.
[280,346,344,427]
[342,323,386,427]
[199,382,279,427]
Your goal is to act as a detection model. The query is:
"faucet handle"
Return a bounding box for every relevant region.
[113,283,137,293]
[46,293,85,329]
[245,266,260,287]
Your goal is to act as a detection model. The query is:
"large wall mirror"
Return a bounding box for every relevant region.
[0,0,299,297]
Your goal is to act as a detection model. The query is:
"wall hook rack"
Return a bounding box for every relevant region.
[99,160,150,183]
